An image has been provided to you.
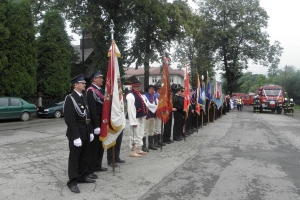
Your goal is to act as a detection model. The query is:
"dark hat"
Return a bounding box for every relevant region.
[131,80,142,87]
[71,74,86,84]
[145,84,156,91]
[174,87,181,93]
[90,70,103,81]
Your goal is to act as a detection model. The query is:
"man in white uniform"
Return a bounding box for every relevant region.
[126,80,148,157]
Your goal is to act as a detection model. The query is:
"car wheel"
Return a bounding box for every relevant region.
[21,112,30,121]
[54,110,62,118]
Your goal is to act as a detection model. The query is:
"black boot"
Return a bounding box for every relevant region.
[148,136,158,150]
[142,137,149,152]
[157,134,166,146]
[154,134,159,147]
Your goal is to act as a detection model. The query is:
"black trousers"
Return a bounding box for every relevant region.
[186,111,194,131]
[88,134,104,173]
[163,113,173,141]
[107,131,123,163]
[67,139,90,187]
[173,112,183,140]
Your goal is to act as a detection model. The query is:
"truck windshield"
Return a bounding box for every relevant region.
[264,89,281,96]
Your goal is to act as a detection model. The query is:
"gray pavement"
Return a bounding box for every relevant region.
[1,107,300,200]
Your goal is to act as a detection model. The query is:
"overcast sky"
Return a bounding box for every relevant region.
[69,0,300,78]
[247,0,300,75]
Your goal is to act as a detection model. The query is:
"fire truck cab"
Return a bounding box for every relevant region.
[257,84,283,114]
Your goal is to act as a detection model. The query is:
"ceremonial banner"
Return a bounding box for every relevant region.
[100,41,126,149]
[183,65,190,119]
[201,82,206,110]
[156,58,173,124]
[195,74,201,115]
[206,79,212,102]
[214,83,223,109]
[215,81,220,99]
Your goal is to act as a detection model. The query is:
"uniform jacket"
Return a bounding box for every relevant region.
[173,94,184,116]
[64,90,92,141]
[86,84,104,129]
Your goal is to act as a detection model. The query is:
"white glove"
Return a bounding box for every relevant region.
[74,138,82,147]
[90,133,94,142]
[94,127,100,135]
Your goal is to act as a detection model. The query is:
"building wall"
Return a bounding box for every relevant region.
[149,75,183,86]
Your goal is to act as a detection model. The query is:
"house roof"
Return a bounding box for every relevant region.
[73,45,94,64]
[125,66,184,77]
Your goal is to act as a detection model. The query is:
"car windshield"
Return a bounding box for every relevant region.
[53,98,65,105]
[264,89,281,96]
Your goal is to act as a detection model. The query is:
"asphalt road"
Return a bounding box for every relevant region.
[1,107,300,200]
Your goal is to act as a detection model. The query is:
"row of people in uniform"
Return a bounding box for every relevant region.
[64,72,230,193]
[126,81,228,157]
[64,71,125,193]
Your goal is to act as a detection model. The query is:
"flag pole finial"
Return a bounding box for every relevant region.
[110,20,115,40]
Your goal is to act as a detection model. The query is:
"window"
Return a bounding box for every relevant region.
[170,76,174,82]
[0,98,8,107]
[152,76,157,83]
[10,98,22,106]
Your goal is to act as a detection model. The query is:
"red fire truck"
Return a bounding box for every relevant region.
[257,84,284,114]
[232,93,255,105]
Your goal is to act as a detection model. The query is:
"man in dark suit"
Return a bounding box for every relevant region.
[64,74,95,193]
[86,70,108,177]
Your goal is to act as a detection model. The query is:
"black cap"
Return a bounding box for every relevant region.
[71,74,86,84]
[89,70,103,81]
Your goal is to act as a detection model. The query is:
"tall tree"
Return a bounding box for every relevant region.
[0,0,9,75]
[55,0,132,80]
[0,0,37,97]
[130,0,193,87]
[37,10,72,97]
[198,0,282,95]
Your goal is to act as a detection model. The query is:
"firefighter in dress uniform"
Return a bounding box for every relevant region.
[64,74,95,193]
[86,70,108,178]
[173,86,184,141]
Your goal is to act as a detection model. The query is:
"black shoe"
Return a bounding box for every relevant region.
[158,141,166,146]
[148,145,158,150]
[95,167,108,172]
[116,159,125,163]
[87,173,98,179]
[164,141,171,144]
[167,139,174,143]
[174,138,181,141]
[108,162,118,167]
[69,185,80,193]
[79,177,96,183]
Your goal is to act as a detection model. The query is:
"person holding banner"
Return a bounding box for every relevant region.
[107,79,126,167]
[86,70,108,180]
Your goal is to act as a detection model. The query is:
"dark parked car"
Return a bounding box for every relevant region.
[37,97,65,118]
[0,97,36,121]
